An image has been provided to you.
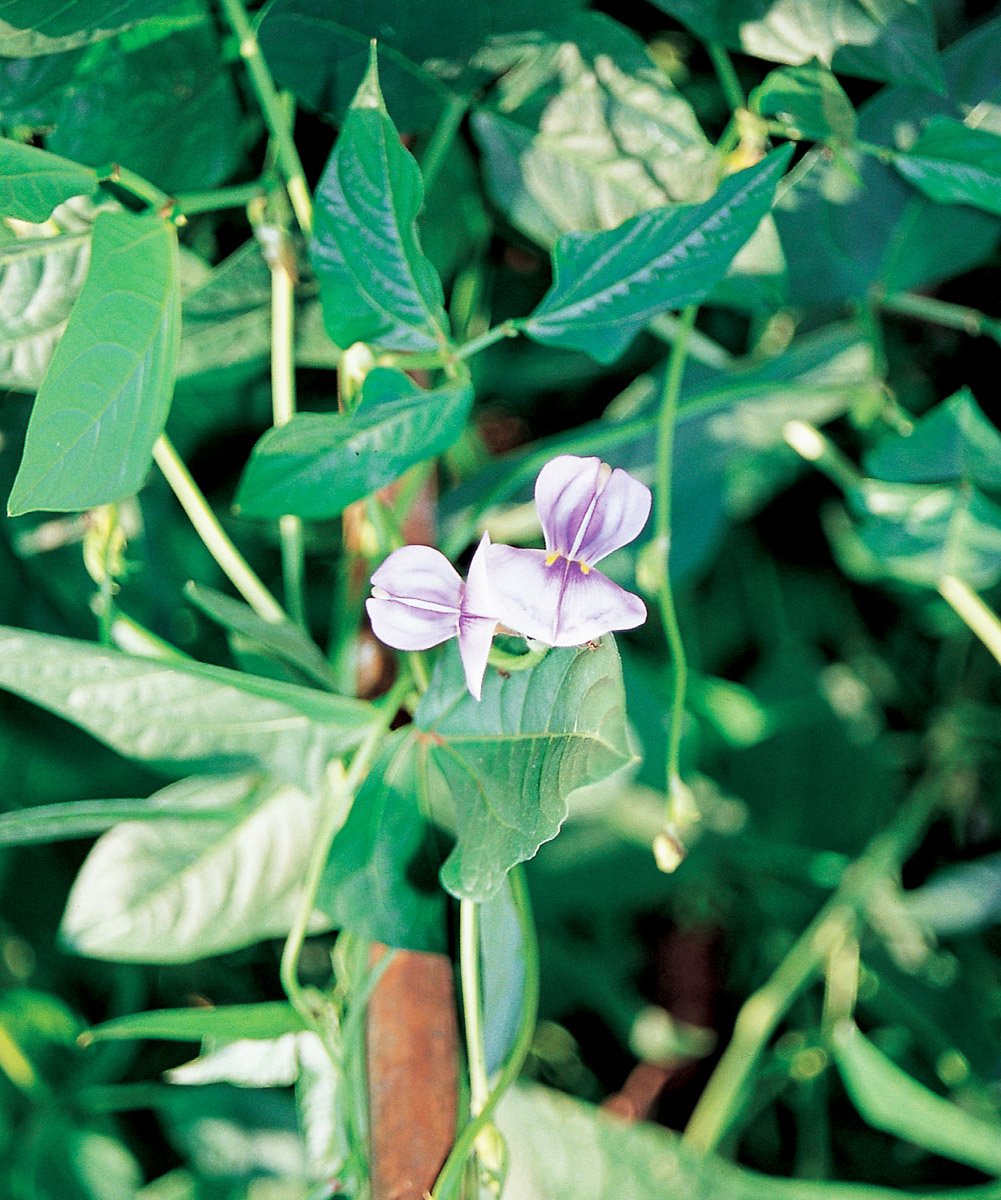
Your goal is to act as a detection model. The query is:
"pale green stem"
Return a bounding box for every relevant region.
[271,248,308,628]
[939,575,1001,668]
[454,320,520,361]
[431,867,539,1200]
[653,305,698,833]
[279,677,409,1030]
[876,290,1001,343]
[419,94,470,195]
[152,435,288,624]
[218,0,313,236]
[460,900,490,1117]
[707,42,746,112]
[175,179,270,215]
[683,774,942,1153]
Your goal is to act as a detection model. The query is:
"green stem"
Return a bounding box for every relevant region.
[96,164,175,217]
[855,138,897,165]
[279,677,409,1029]
[682,773,942,1153]
[939,574,1001,668]
[460,900,490,1117]
[419,95,469,195]
[653,305,698,835]
[782,420,864,493]
[175,179,270,215]
[707,42,747,113]
[875,290,1001,343]
[455,321,520,361]
[152,435,288,625]
[270,239,308,628]
[218,0,313,236]
[431,867,540,1200]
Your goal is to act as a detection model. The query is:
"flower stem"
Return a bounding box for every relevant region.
[431,867,539,1200]
[653,304,698,850]
[152,435,288,624]
[682,771,942,1153]
[218,0,313,236]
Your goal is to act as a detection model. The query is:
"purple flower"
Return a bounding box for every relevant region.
[486,455,650,647]
[366,533,499,700]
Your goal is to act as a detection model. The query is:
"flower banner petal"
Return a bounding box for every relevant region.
[535,455,604,557]
[575,466,652,565]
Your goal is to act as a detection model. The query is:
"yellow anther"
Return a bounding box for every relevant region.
[545,552,561,566]
[578,561,590,575]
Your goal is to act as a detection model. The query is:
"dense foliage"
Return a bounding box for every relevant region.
[0,0,1000,1196]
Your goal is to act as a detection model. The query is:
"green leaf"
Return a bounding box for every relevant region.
[832,1021,1001,1175]
[853,390,1001,588]
[185,583,338,692]
[317,733,446,952]
[310,48,449,353]
[235,367,472,520]
[471,13,717,247]
[0,626,373,789]
[60,775,330,962]
[0,138,97,222]
[8,209,181,515]
[47,28,242,194]
[88,1002,305,1043]
[894,117,1001,217]
[0,46,83,125]
[518,147,792,364]
[257,0,581,131]
[750,63,857,145]
[415,639,636,901]
[904,852,1001,937]
[647,0,944,93]
[0,0,181,55]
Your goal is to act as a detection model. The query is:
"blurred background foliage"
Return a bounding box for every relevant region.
[1,0,1001,1195]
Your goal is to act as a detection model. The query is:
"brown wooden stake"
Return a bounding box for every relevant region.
[367,946,459,1200]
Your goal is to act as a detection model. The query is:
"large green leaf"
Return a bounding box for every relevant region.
[48,27,242,193]
[0,0,180,55]
[0,45,82,124]
[851,389,1001,588]
[316,732,446,952]
[258,0,581,131]
[647,0,944,93]
[8,209,181,515]
[60,774,330,962]
[0,139,97,222]
[416,639,636,901]
[894,117,1001,216]
[471,13,717,247]
[775,18,1001,304]
[310,50,448,353]
[235,367,472,520]
[832,1021,1001,1176]
[0,626,373,788]
[517,147,791,363]
[88,1002,305,1044]
[750,63,857,144]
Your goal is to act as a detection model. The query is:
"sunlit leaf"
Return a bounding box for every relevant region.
[0,0,182,56]
[750,63,857,144]
[0,138,97,222]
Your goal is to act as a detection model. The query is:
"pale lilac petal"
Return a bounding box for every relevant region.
[535,455,603,556]
[458,614,497,700]
[367,544,462,651]
[487,544,646,647]
[576,467,652,565]
[370,544,462,609]
[366,596,458,650]
[461,532,500,621]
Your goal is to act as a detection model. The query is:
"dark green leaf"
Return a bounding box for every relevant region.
[518,147,791,363]
[894,117,1001,216]
[832,1021,1001,1175]
[0,0,182,55]
[236,367,472,520]
[471,13,717,247]
[0,626,373,788]
[60,775,331,962]
[647,0,944,93]
[416,639,636,901]
[185,582,338,691]
[0,46,82,124]
[750,63,857,144]
[48,28,242,194]
[8,209,181,515]
[0,138,97,222]
[317,732,446,952]
[310,49,448,352]
[88,1002,306,1044]
[258,0,581,131]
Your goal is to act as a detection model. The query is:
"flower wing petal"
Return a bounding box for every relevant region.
[534,455,603,556]
[458,614,497,701]
[366,597,458,651]
[488,545,646,646]
[370,544,462,608]
[577,467,652,564]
